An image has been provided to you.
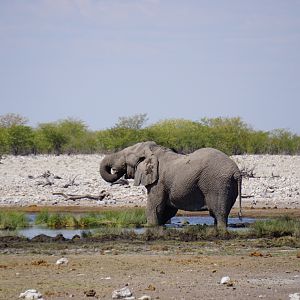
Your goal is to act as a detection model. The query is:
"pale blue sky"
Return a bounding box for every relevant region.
[1,0,300,133]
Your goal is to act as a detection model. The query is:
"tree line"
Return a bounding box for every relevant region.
[0,113,299,156]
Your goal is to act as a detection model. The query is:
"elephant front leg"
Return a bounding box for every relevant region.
[146,185,172,226]
[146,202,177,226]
[146,200,160,226]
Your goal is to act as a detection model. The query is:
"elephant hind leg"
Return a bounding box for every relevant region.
[207,194,230,229]
[209,210,227,229]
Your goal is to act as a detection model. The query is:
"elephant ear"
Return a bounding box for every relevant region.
[134,155,158,186]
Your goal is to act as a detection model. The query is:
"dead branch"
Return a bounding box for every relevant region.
[241,194,254,198]
[63,175,79,188]
[53,190,111,201]
[240,166,256,179]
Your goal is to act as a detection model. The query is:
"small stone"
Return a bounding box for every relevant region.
[289,293,300,300]
[220,276,231,284]
[139,296,152,300]
[19,289,44,299]
[112,286,133,299]
[55,257,69,265]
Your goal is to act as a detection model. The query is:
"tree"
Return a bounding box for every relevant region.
[7,125,34,155]
[146,119,206,153]
[0,127,9,157]
[0,113,28,128]
[37,123,68,155]
[58,118,88,153]
[268,129,297,154]
[199,117,251,154]
[114,113,148,130]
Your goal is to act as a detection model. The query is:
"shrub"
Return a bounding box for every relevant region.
[7,125,34,155]
[0,212,29,230]
[1,114,300,155]
[35,209,147,229]
[251,216,300,238]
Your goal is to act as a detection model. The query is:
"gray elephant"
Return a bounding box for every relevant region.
[100,141,242,228]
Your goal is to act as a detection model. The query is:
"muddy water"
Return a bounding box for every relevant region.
[8,214,257,239]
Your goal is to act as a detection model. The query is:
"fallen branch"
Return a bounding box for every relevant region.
[241,194,254,198]
[63,175,79,188]
[53,190,110,201]
[241,166,256,179]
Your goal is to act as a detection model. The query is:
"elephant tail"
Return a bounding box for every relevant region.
[234,171,242,220]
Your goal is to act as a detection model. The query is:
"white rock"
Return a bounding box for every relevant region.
[289,293,300,300]
[220,276,231,284]
[139,296,152,300]
[112,286,133,299]
[19,289,44,300]
[55,257,69,265]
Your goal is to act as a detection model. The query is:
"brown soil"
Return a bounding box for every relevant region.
[2,205,300,218]
[1,253,298,300]
[1,236,300,299]
[1,207,300,299]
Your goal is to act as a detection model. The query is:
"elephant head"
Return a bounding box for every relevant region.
[100,142,159,186]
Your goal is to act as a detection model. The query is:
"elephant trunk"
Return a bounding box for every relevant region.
[100,154,125,183]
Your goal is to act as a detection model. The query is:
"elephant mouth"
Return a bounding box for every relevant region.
[110,167,117,174]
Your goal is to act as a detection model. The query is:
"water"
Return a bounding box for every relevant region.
[20,213,92,239]
[18,227,89,239]
[171,216,254,227]
[2,214,257,239]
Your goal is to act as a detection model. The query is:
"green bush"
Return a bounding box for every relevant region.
[35,210,50,225]
[7,125,34,155]
[146,119,207,153]
[1,114,300,155]
[35,209,147,229]
[0,127,9,155]
[251,216,300,238]
[0,212,29,230]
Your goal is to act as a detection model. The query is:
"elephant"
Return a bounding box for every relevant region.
[100,141,242,229]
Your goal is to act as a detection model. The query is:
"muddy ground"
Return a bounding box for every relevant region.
[0,237,300,300]
[1,208,300,300]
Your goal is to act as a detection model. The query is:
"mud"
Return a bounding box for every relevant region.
[1,208,300,300]
[0,236,300,300]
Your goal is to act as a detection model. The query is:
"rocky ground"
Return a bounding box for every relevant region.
[0,154,299,209]
[0,238,300,300]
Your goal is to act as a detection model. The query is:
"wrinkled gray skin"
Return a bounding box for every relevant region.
[100,141,242,229]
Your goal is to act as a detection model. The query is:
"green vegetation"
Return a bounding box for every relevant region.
[35,208,146,229]
[1,209,300,246]
[250,216,300,238]
[0,113,299,156]
[0,212,29,230]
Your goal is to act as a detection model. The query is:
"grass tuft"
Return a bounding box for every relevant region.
[250,216,300,238]
[0,211,29,230]
[35,208,147,229]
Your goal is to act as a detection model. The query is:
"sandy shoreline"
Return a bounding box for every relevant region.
[0,154,299,209]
